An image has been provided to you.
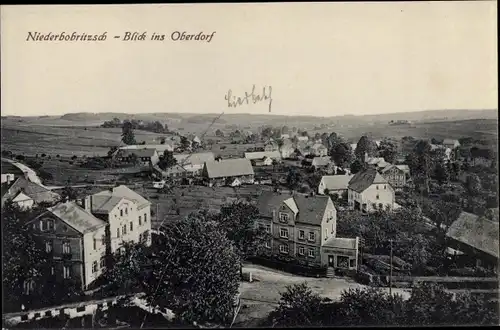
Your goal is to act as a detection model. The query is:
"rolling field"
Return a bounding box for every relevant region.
[3,116,497,159]
[142,184,275,228]
[310,119,498,144]
[1,125,168,157]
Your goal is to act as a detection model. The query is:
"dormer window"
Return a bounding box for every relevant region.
[279,213,289,223]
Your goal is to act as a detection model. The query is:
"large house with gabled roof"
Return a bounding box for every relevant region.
[28,200,108,290]
[348,168,395,213]
[1,176,60,209]
[202,158,254,187]
[446,211,499,273]
[256,191,359,275]
[256,192,337,267]
[26,185,152,290]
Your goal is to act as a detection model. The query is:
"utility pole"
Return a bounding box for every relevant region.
[389,239,393,296]
[156,203,160,222]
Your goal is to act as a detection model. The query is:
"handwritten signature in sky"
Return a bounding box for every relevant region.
[225,85,273,112]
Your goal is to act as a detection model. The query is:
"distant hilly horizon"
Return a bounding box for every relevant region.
[4,108,497,122]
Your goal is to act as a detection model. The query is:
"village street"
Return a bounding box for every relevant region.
[235,264,412,326]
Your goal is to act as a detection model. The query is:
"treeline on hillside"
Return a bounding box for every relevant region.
[101,118,169,134]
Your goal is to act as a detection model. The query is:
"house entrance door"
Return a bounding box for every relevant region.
[328,255,334,267]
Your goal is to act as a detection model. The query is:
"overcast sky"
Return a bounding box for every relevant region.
[1,2,497,117]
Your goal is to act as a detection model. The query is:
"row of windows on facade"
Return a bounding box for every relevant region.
[351,193,388,202]
[349,202,392,211]
[277,244,316,257]
[116,213,148,238]
[260,223,328,242]
[37,212,148,233]
[44,230,150,255]
[119,157,151,162]
[278,211,334,223]
[44,233,150,281]
[350,185,388,198]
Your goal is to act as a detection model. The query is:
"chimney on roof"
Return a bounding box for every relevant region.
[80,195,92,212]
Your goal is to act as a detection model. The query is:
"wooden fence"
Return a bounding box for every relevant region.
[2,295,133,327]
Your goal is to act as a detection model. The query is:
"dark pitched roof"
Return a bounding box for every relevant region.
[93,185,150,209]
[204,159,254,178]
[48,201,107,234]
[446,211,499,258]
[1,177,60,206]
[293,195,330,226]
[256,191,331,226]
[118,148,158,158]
[256,191,290,217]
[348,168,388,193]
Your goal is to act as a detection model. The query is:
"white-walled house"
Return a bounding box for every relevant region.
[348,168,395,213]
[91,185,152,251]
[1,177,60,209]
[318,174,354,197]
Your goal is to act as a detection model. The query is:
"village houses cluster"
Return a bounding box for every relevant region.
[2,130,497,296]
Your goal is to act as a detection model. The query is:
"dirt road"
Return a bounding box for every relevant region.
[234,264,411,327]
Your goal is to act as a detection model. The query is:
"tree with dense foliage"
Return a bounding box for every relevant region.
[336,287,407,326]
[102,242,152,296]
[121,120,136,145]
[350,158,365,174]
[2,202,49,312]
[180,136,191,150]
[433,161,449,185]
[355,135,378,160]
[61,179,78,201]
[261,126,273,140]
[213,201,269,276]
[282,125,289,134]
[215,129,224,137]
[320,132,330,146]
[149,121,166,133]
[267,282,499,327]
[465,173,482,196]
[326,132,343,151]
[268,282,324,327]
[148,213,241,326]
[108,146,118,157]
[378,138,398,164]
[331,143,353,168]
[406,140,433,196]
[336,208,435,273]
[158,150,178,171]
[286,167,304,190]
